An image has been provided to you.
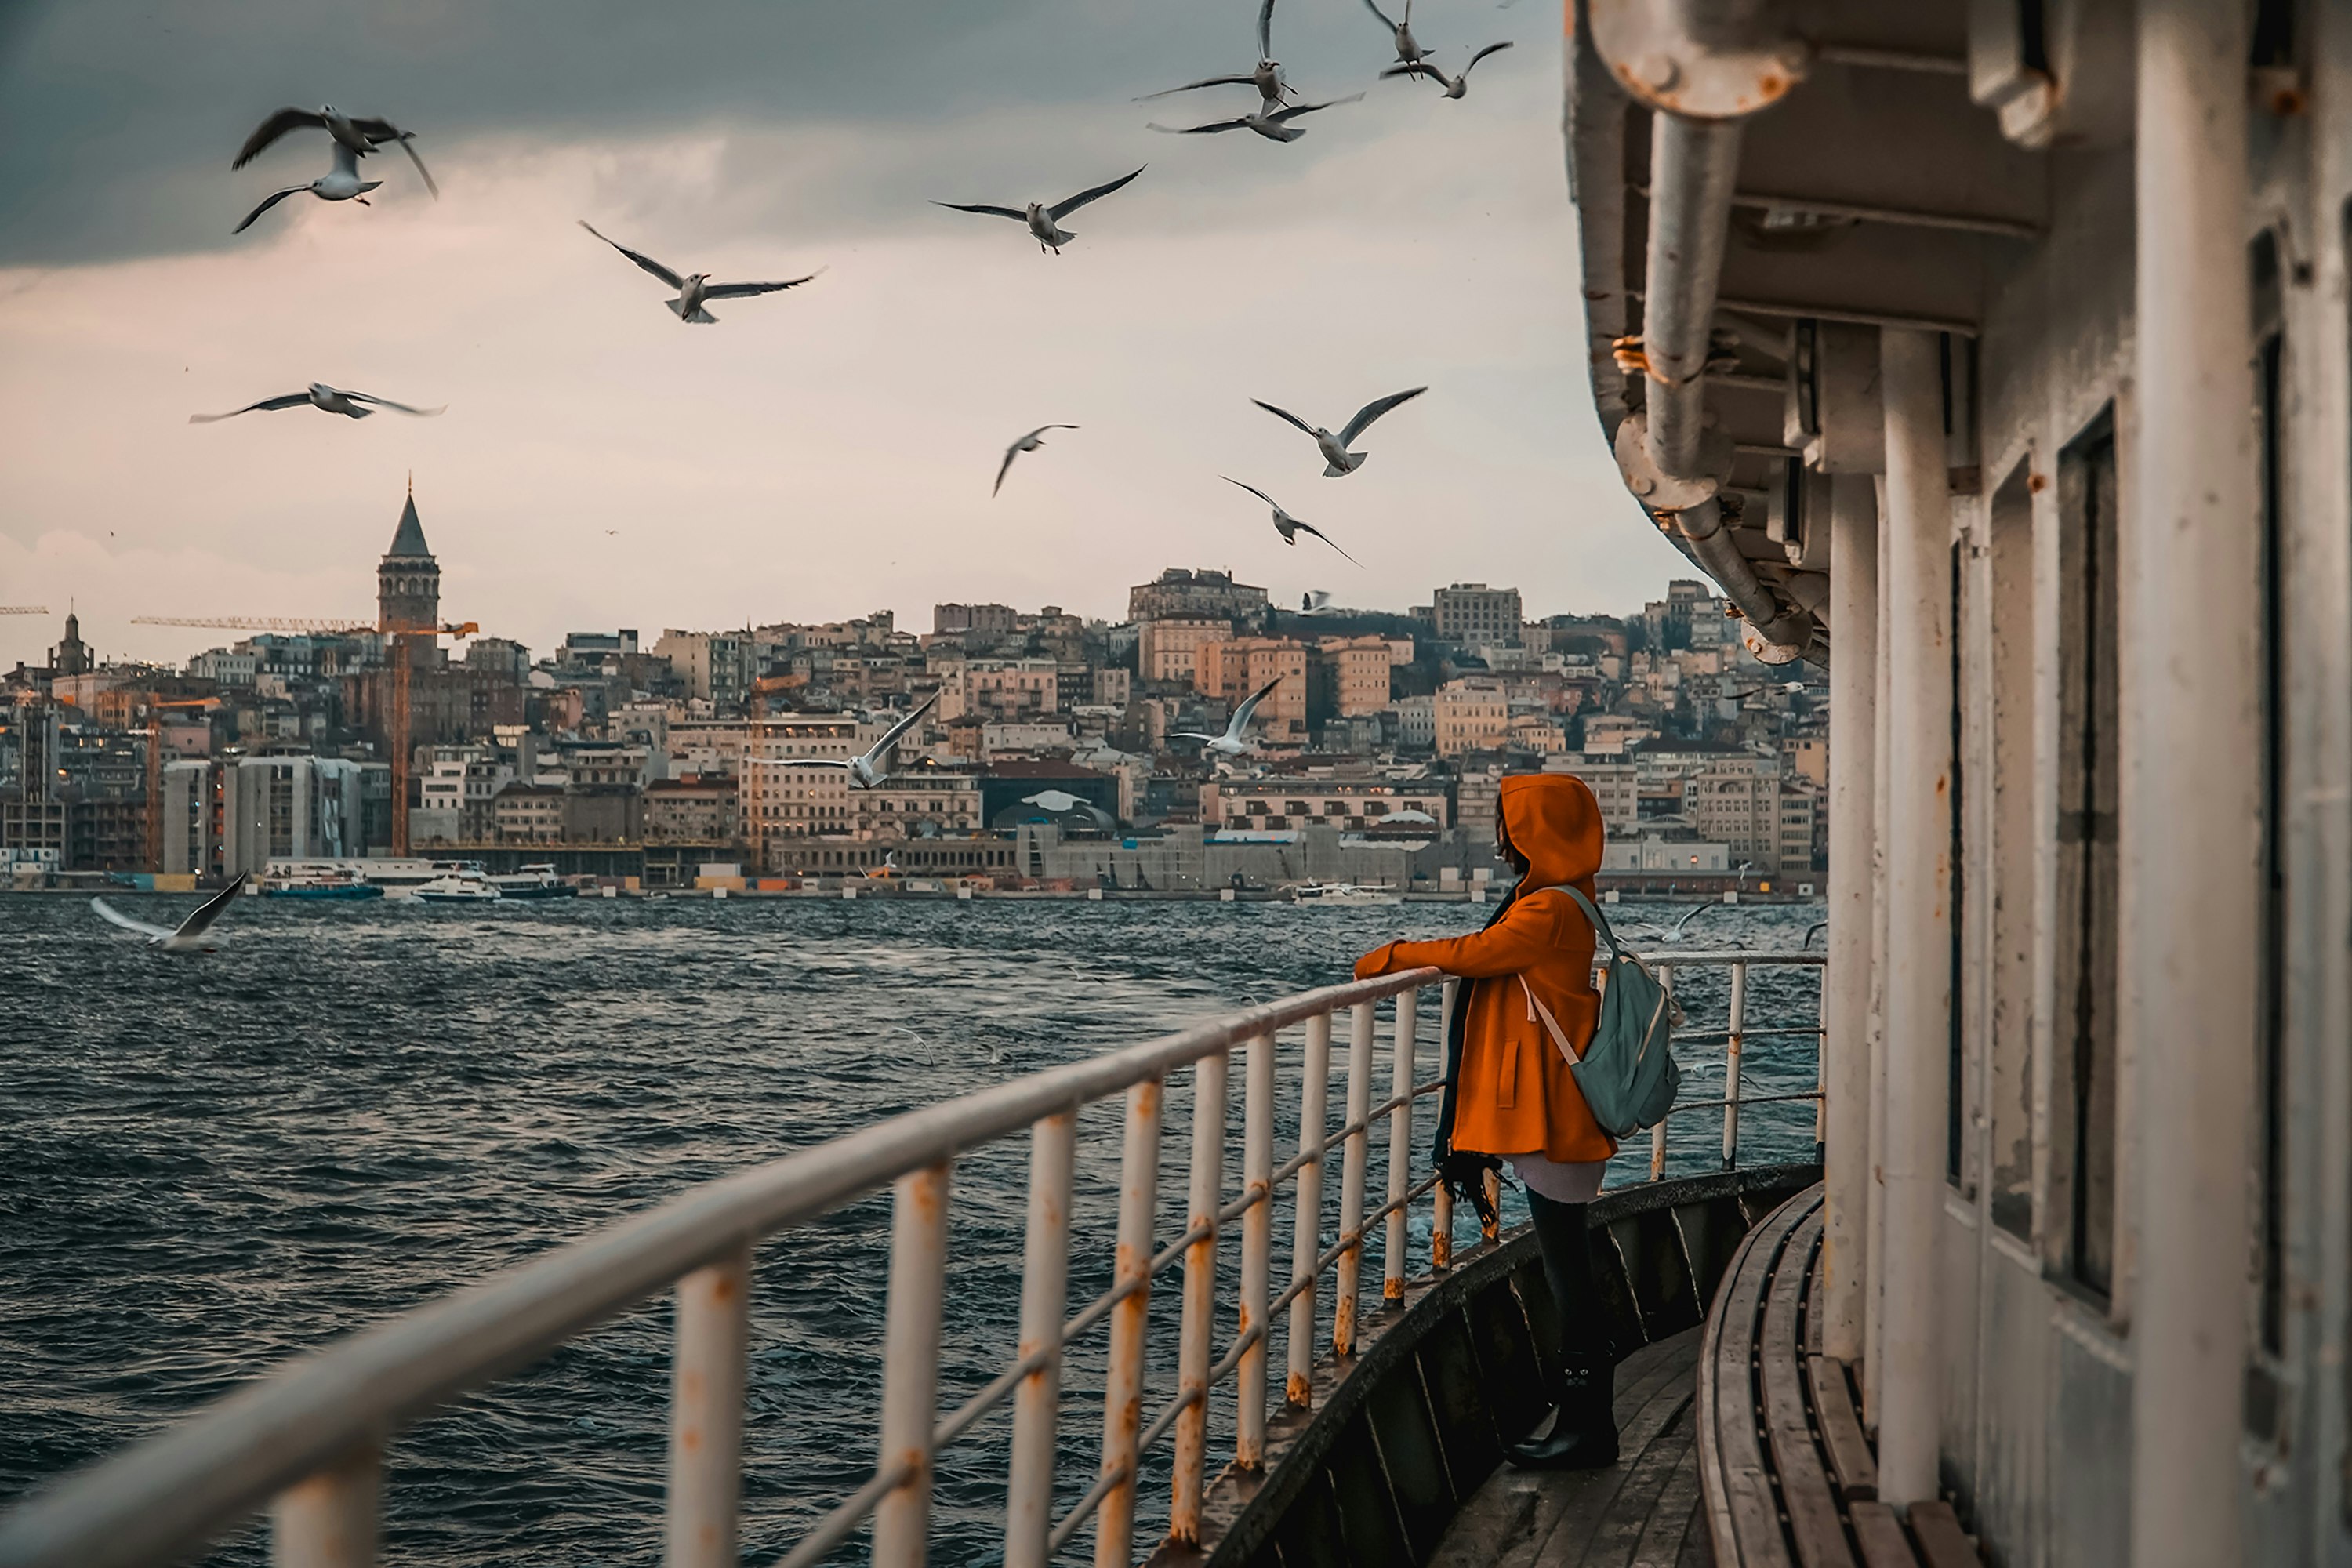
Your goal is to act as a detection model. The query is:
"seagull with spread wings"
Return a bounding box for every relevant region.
[1363,0,1439,78]
[750,692,940,789]
[1386,40,1514,96]
[1138,0,1294,107]
[1224,478,1362,564]
[1296,590,1342,617]
[91,875,249,953]
[1149,93,1363,144]
[1172,676,1285,757]
[1252,386,1428,476]
[996,425,1079,496]
[232,142,382,234]
[234,104,438,198]
[932,166,1146,255]
[191,382,445,423]
[577,222,822,324]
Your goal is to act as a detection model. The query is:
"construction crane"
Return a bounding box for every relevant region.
[0,606,51,615]
[130,614,480,856]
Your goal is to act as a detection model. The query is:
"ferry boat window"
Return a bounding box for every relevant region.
[1987,459,2038,1241]
[2252,228,2287,1363]
[2054,408,2121,1301]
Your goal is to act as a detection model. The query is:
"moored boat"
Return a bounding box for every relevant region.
[488,864,573,900]
[413,870,502,903]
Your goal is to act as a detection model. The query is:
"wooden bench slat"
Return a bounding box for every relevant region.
[1847,1501,1915,1568]
[1697,1188,1820,1568]
[1805,1244,1826,1359]
[1905,1501,1978,1568]
[1759,1213,1853,1568]
[1805,1354,1877,1501]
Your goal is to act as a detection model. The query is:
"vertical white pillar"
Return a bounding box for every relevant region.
[1864,477,1893,1419]
[2130,2,2258,1562]
[665,1245,751,1568]
[1875,327,1954,1505]
[1824,471,1879,1366]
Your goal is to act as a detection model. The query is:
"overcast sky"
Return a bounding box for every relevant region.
[0,0,1688,672]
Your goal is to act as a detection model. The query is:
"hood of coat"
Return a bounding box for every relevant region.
[1497,773,1603,892]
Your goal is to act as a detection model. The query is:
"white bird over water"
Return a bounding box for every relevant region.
[234,104,438,198]
[1149,93,1363,144]
[1223,478,1362,564]
[191,383,444,423]
[1363,0,1438,77]
[1385,40,1514,96]
[1173,676,1285,757]
[1138,0,1294,107]
[996,425,1079,496]
[933,166,1146,255]
[232,143,380,234]
[577,222,822,323]
[752,691,940,789]
[92,874,249,953]
[1252,386,1428,476]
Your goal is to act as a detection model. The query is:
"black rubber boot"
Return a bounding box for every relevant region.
[1506,1350,1620,1470]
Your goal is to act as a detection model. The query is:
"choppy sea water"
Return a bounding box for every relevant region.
[0,892,1822,1564]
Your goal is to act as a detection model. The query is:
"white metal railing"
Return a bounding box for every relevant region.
[0,949,1827,1568]
[1636,949,1828,1180]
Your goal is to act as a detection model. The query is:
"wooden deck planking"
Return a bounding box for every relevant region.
[1904,1501,1978,1568]
[1758,1214,1853,1567]
[1699,1191,1819,1566]
[1804,1354,1877,1502]
[1846,1501,1915,1568]
[1425,1327,1710,1568]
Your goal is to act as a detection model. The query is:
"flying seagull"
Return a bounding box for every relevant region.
[234,104,439,198]
[1173,676,1285,757]
[750,691,940,789]
[92,874,249,953]
[191,383,445,423]
[1252,386,1428,475]
[1138,0,1294,107]
[1385,40,1514,96]
[577,221,822,324]
[233,142,380,234]
[933,166,1146,255]
[1149,93,1363,143]
[1363,0,1438,77]
[1223,477,1361,564]
[1297,590,1342,616]
[996,424,1080,496]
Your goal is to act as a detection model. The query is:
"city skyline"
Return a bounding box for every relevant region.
[0,0,1693,673]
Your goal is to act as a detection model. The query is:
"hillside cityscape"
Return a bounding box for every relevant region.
[3,485,1826,895]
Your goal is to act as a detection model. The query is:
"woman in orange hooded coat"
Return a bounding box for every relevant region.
[1354,772,1620,1468]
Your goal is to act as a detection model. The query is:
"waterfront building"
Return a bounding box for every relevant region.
[220,755,380,877]
[1432,677,1508,757]
[1197,778,1448,835]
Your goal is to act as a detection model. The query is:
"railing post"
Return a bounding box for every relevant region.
[1288,1013,1332,1403]
[1383,989,1416,1303]
[1431,981,1457,1271]
[271,1446,379,1568]
[1006,1112,1076,1568]
[1334,1001,1374,1358]
[665,1242,752,1568]
[1171,1055,1229,1541]
[1722,962,1748,1170]
[1236,1032,1276,1468]
[1095,1077,1163,1568]
[1651,965,1675,1181]
[873,1162,950,1568]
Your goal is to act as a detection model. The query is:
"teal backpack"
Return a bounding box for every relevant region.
[1516,886,1682,1137]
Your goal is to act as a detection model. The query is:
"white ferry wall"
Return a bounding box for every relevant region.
[1563,2,2350,1563]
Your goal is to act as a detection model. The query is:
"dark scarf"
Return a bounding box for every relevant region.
[1431,872,1522,1231]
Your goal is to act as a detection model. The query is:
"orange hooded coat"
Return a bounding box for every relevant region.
[1353,773,1617,1164]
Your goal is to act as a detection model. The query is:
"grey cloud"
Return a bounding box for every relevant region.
[0,0,1491,264]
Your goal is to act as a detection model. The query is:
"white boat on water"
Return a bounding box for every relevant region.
[1282,881,1403,907]
[413,870,502,903]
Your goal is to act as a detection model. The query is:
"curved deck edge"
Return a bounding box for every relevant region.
[1145,1161,1821,1568]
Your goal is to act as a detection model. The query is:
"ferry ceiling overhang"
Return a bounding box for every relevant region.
[1564,0,2064,666]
